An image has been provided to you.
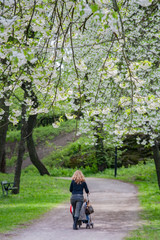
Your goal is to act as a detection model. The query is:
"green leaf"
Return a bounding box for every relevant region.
[0,26,4,33]
[13,57,18,64]
[112,11,118,19]
[61,48,65,55]
[125,109,131,115]
[90,4,98,13]
[104,24,109,29]
[80,10,85,16]
[95,12,103,21]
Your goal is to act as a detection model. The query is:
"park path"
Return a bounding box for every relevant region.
[0,178,140,240]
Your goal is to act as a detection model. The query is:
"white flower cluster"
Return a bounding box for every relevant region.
[0,0,159,149]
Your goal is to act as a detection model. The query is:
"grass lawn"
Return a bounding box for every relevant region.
[95,161,160,240]
[0,172,70,233]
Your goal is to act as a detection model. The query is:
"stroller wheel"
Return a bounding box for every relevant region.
[86,223,90,229]
[78,220,82,228]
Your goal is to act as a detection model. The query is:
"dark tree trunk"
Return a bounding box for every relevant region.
[94,124,107,172]
[21,81,50,176]
[0,98,9,173]
[1,151,6,173]
[13,100,27,194]
[26,114,50,176]
[152,140,160,189]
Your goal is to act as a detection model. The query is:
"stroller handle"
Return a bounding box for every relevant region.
[87,193,90,202]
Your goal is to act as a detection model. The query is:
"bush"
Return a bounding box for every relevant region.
[50,167,76,177]
[42,136,97,169]
[42,136,121,173]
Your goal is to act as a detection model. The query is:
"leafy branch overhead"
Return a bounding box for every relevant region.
[0,0,160,172]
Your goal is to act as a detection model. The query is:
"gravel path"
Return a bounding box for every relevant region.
[0,178,140,240]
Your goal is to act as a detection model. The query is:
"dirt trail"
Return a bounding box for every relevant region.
[6,131,76,173]
[0,178,141,240]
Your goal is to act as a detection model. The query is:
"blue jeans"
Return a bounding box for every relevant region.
[71,194,83,218]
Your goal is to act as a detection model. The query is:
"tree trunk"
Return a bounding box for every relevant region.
[21,81,50,175]
[13,100,27,194]
[152,140,160,189]
[0,98,9,173]
[1,151,6,173]
[94,124,107,172]
[26,114,50,176]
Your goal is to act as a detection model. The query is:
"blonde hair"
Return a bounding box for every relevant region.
[72,170,85,184]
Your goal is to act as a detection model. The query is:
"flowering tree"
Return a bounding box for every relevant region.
[59,0,160,184]
[0,0,75,192]
[0,0,160,189]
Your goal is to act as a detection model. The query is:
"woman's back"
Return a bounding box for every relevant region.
[70,180,89,195]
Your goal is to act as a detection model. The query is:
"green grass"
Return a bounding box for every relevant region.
[0,172,70,233]
[2,142,160,239]
[6,119,76,167]
[33,119,76,143]
[6,119,76,143]
[94,161,160,240]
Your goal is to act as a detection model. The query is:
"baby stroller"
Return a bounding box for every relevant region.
[70,196,94,229]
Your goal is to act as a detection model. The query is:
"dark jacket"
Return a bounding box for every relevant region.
[70,180,89,195]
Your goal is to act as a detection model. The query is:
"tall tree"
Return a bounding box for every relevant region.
[152,140,160,189]
[22,82,50,176]
[1,0,160,188]
[13,93,27,194]
[0,97,9,172]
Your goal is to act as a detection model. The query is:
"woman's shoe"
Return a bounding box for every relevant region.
[73,217,78,230]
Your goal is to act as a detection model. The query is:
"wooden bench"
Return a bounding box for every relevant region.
[1,181,17,196]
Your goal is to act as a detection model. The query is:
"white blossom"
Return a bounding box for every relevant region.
[0,16,17,27]
[141,139,147,145]
[8,116,19,125]
[77,60,87,71]
[25,99,33,106]
[65,113,74,120]
[30,58,38,64]
[102,108,110,115]
[90,110,100,116]
[136,0,152,7]
[52,121,60,128]
[13,110,21,117]
[4,100,12,106]
[10,51,27,67]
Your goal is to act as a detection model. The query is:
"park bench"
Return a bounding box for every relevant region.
[1,181,17,196]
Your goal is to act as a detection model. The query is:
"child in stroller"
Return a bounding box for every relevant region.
[70,197,94,229]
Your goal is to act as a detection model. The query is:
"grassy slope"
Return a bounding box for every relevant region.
[6,119,76,167]
[7,119,76,143]
[95,161,160,240]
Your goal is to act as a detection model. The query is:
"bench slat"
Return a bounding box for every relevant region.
[1,181,18,196]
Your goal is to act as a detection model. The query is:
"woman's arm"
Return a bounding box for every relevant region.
[84,182,89,194]
[69,180,73,192]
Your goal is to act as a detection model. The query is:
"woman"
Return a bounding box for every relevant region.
[70,170,89,230]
